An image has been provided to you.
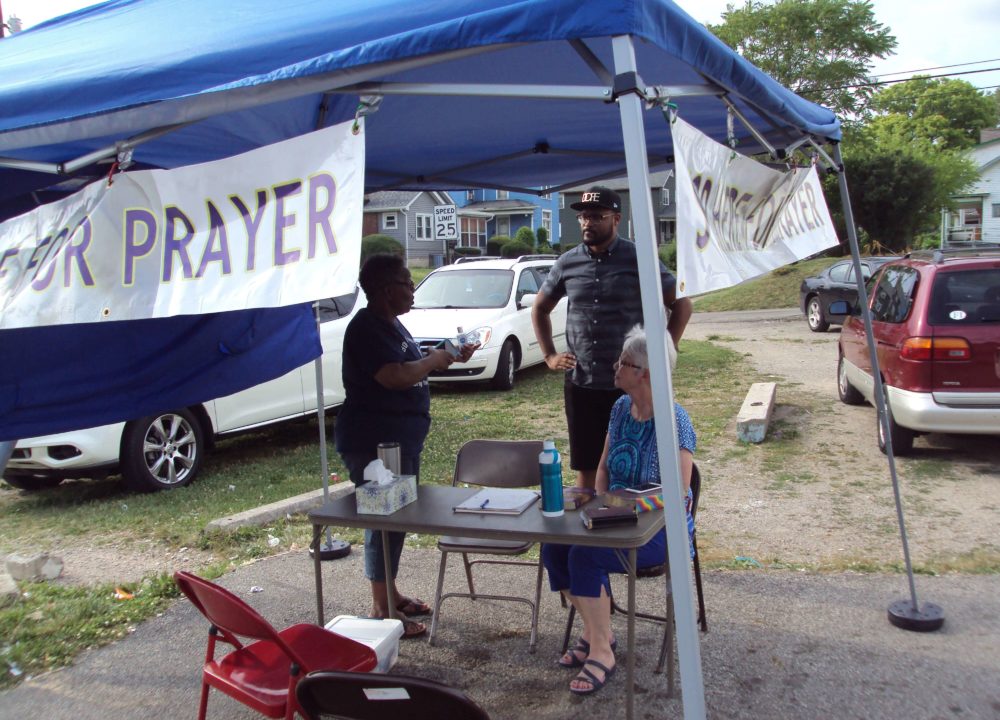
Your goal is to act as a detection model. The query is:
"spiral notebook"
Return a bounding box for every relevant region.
[453,488,540,515]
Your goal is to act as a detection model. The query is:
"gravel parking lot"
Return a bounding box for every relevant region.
[684,308,1000,571]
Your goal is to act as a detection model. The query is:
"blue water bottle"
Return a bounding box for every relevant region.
[539,440,564,517]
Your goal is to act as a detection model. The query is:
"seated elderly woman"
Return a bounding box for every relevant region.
[541,325,696,696]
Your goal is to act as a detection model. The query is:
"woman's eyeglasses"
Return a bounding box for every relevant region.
[613,359,644,371]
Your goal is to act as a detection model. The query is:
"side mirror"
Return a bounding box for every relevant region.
[517,292,538,309]
[828,300,851,317]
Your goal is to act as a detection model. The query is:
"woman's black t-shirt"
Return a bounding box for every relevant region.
[334,307,431,457]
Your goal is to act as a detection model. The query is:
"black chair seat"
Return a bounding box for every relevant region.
[297,669,491,720]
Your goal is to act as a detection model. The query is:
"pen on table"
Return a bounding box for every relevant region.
[479,498,490,509]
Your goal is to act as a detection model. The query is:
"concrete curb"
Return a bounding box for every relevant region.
[204,480,355,533]
[736,381,777,443]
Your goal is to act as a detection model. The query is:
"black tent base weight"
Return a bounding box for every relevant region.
[888,599,944,632]
[309,538,352,561]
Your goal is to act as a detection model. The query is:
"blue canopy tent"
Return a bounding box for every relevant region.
[2,0,901,715]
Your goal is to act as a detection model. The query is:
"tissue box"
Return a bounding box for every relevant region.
[325,615,404,673]
[355,474,417,515]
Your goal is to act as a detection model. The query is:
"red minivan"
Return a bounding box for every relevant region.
[836,247,1000,454]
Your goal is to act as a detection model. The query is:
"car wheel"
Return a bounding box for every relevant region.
[2,475,64,491]
[490,340,517,391]
[837,352,864,405]
[121,409,205,492]
[876,387,914,456]
[806,296,829,332]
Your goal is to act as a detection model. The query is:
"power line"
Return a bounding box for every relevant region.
[827,66,1000,91]
[872,57,1000,79]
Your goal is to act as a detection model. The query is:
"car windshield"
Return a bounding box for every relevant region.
[929,269,1000,324]
[413,269,514,309]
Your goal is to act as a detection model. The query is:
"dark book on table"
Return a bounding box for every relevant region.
[581,503,638,530]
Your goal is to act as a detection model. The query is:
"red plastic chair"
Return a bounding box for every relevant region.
[174,571,378,720]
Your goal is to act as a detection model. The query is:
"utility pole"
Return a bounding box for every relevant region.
[0,0,6,38]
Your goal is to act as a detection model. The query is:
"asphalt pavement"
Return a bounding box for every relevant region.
[3,309,997,719]
[2,545,998,720]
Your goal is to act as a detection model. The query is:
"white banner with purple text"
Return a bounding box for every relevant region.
[0,120,365,329]
[672,116,838,296]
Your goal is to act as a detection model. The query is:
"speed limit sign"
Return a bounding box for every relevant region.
[434,204,458,241]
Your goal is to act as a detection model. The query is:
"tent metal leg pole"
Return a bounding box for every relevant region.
[310,302,349,562]
[832,145,943,632]
[0,440,14,478]
[612,34,706,720]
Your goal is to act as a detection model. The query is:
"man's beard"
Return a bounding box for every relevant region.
[582,229,611,246]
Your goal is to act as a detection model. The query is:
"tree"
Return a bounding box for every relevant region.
[536,226,549,246]
[825,128,977,252]
[514,226,536,248]
[870,76,999,150]
[360,234,403,262]
[500,239,532,257]
[710,0,896,118]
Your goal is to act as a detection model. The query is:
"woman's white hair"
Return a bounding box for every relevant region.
[621,324,676,371]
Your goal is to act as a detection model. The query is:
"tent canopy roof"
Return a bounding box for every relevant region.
[0,0,839,216]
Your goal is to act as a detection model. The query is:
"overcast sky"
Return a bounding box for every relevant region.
[6,0,1000,96]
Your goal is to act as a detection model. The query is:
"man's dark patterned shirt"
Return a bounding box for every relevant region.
[540,237,677,390]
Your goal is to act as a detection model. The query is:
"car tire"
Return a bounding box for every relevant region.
[121,409,205,492]
[2,475,64,491]
[490,340,517,391]
[837,352,864,405]
[806,296,829,332]
[876,387,915,456]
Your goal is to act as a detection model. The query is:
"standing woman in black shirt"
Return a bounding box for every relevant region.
[336,253,476,638]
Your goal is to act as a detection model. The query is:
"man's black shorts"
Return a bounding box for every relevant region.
[564,377,623,471]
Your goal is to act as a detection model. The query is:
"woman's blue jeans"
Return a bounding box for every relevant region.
[340,451,420,582]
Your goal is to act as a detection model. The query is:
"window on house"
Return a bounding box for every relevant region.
[542,210,552,232]
[460,217,487,247]
[416,214,432,240]
[660,188,670,206]
[559,195,565,209]
[992,203,1000,219]
[496,190,509,200]
[467,190,476,203]
[383,213,398,230]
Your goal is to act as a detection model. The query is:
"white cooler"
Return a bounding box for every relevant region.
[324,615,405,673]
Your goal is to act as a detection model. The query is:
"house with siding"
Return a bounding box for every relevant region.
[362,191,456,266]
[452,188,560,250]
[941,129,1000,246]
[560,170,676,249]
[363,188,560,265]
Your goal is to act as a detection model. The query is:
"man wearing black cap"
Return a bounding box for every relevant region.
[531,185,692,490]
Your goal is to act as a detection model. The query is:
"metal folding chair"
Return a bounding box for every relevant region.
[296,669,491,720]
[561,464,707,695]
[429,439,545,652]
[174,571,377,720]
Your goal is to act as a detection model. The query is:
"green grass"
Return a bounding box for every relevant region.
[692,256,834,312]
[0,339,750,685]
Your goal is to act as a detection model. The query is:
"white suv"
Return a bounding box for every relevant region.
[401,256,568,390]
[3,289,364,493]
